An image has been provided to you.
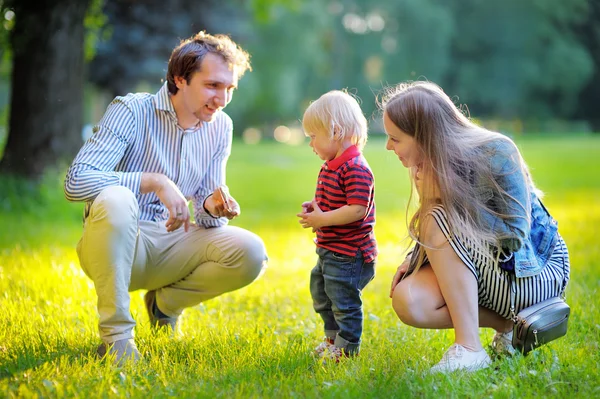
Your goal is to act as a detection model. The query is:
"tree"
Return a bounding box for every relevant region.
[574,0,600,131]
[443,0,593,121]
[0,0,292,180]
[0,0,92,179]
[88,0,219,98]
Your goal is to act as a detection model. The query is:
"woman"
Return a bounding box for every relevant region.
[382,81,570,373]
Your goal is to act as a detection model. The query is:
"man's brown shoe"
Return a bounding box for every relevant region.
[144,290,178,332]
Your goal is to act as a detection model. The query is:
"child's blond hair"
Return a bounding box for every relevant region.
[302,90,368,150]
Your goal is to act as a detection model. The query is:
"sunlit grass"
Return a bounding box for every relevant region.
[1,135,599,397]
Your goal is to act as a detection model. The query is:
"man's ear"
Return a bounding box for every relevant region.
[174,76,186,88]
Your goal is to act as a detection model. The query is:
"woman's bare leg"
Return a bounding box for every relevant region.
[392,266,511,332]
[392,218,512,350]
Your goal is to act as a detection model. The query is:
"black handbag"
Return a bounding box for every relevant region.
[511,296,570,355]
[508,249,570,355]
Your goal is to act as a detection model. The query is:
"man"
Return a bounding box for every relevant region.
[64,31,268,364]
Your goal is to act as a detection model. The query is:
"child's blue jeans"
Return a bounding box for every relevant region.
[310,246,375,355]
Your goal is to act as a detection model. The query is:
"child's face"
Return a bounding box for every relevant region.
[383,111,423,168]
[307,129,341,161]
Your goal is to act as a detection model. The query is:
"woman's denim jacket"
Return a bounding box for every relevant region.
[478,138,559,278]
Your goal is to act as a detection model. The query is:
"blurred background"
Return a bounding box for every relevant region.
[0,0,598,180]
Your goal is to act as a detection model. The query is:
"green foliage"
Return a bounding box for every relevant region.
[248,0,303,23]
[226,0,595,133]
[445,0,593,118]
[83,0,108,62]
[0,1,14,62]
[1,135,599,396]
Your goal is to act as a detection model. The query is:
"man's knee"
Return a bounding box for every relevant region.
[89,186,139,227]
[228,230,268,285]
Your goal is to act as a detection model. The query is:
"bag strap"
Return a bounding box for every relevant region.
[559,240,568,299]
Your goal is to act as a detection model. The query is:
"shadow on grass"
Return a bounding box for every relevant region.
[0,339,100,379]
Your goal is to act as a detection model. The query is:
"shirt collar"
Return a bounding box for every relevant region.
[154,82,205,130]
[326,145,361,170]
[154,82,175,113]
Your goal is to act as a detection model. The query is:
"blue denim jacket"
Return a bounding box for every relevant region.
[478,138,559,278]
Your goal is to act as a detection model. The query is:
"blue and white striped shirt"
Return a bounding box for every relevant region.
[64,83,232,228]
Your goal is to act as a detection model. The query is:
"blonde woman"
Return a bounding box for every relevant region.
[381,81,570,373]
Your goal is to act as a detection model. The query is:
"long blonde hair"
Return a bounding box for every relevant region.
[380,81,534,266]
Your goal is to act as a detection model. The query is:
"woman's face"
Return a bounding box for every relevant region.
[383,111,423,168]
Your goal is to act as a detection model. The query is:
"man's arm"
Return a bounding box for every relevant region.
[191,114,233,228]
[64,99,141,202]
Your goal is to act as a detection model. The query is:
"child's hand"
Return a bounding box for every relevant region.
[297,199,323,230]
[301,201,314,213]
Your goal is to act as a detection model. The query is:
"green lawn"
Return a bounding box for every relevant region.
[1,135,599,398]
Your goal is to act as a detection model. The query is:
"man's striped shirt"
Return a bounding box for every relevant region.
[64,83,232,228]
[314,145,377,263]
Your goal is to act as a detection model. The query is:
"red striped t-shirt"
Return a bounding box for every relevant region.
[314,145,377,263]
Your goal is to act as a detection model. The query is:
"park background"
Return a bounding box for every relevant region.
[0,0,599,397]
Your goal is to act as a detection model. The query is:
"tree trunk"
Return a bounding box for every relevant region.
[575,1,600,132]
[0,0,91,179]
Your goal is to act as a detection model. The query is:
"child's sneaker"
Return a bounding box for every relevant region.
[491,330,516,356]
[430,343,491,373]
[320,345,345,364]
[313,338,335,357]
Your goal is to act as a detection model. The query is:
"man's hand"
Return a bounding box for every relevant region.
[297,199,324,230]
[145,174,190,233]
[390,258,411,298]
[204,186,240,220]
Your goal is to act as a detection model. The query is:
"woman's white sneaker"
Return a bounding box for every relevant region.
[430,344,492,373]
[491,330,516,355]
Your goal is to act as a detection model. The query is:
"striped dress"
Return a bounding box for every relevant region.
[409,206,570,319]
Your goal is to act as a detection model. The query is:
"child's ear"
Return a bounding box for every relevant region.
[332,126,341,140]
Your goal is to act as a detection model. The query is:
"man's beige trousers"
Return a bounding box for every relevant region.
[76,186,267,343]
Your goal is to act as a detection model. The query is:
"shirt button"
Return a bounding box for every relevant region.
[319,181,322,184]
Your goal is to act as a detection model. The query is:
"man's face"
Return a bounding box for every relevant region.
[175,52,239,123]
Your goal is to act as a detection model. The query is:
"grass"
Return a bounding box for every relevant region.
[1,135,599,398]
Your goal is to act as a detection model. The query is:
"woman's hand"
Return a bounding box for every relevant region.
[411,163,441,200]
[411,165,423,197]
[390,258,411,298]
